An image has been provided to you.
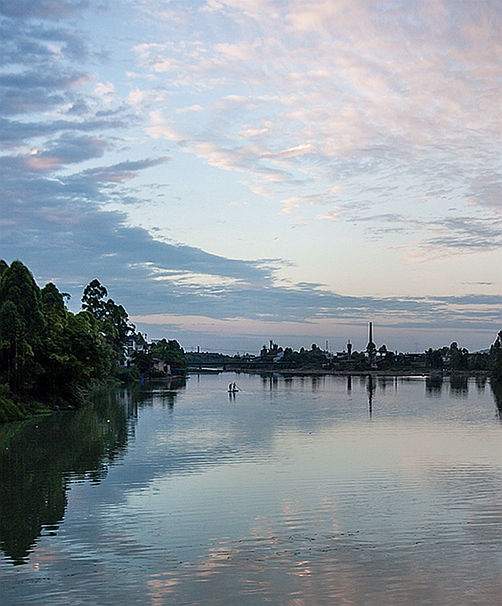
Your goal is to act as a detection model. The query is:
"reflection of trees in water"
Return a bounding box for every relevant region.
[259,374,331,393]
[0,387,143,565]
[135,377,185,410]
[491,381,502,420]
[426,374,443,395]
[377,376,394,392]
[475,376,487,390]
[261,374,280,390]
[259,373,501,422]
[450,374,469,396]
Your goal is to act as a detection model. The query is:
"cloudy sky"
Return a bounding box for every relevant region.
[0,0,500,353]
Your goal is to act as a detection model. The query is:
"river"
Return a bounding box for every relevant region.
[1,373,500,605]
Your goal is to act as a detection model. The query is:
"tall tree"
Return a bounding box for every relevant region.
[81,279,108,320]
[449,342,468,370]
[81,281,134,364]
[0,261,45,393]
[491,331,502,384]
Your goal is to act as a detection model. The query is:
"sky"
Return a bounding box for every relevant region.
[0,0,500,354]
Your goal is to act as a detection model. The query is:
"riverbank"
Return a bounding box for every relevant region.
[0,378,122,424]
[189,367,491,378]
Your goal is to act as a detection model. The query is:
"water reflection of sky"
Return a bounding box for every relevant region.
[1,374,500,605]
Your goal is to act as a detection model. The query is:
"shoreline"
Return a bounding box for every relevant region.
[188,367,490,378]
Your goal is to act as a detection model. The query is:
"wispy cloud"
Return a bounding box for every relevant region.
[130,0,501,258]
[0,0,500,352]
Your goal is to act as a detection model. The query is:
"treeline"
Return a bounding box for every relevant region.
[0,260,185,422]
[265,341,499,373]
[189,336,502,378]
[282,338,502,376]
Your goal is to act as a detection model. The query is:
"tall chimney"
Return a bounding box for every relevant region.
[369,321,373,344]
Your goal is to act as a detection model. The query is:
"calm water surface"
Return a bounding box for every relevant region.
[1,373,501,605]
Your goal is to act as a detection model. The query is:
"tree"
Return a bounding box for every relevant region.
[491,331,502,384]
[366,340,377,363]
[41,282,67,321]
[64,311,112,386]
[103,299,133,360]
[0,262,128,416]
[378,344,388,356]
[130,350,153,375]
[81,279,108,320]
[0,300,24,389]
[449,342,468,371]
[81,280,135,365]
[37,282,71,402]
[0,261,46,394]
[426,347,443,369]
[150,339,187,372]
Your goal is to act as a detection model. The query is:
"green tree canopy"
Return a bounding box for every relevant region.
[0,261,129,416]
[0,261,46,394]
[81,280,135,364]
[150,339,187,371]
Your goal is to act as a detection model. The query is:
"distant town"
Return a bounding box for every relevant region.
[126,320,496,377]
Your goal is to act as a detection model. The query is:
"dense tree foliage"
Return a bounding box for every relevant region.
[81,278,134,364]
[280,344,329,368]
[0,260,187,421]
[0,261,118,418]
[151,339,187,371]
[131,338,187,377]
[490,331,502,384]
[424,342,491,372]
[0,262,148,420]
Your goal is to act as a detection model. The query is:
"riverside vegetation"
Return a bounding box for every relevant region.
[0,260,186,422]
[1,260,501,422]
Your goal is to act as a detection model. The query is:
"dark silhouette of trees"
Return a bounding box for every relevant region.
[366,340,377,363]
[81,279,135,365]
[0,261,134,420]
[81,278,108,319]
[1,260,188,421]
[490,331,502,384]
[378,344,388,356]
[449,342,469,370]
[0,261,46,396]
[426,347,446,369]
[424,342,491,373]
